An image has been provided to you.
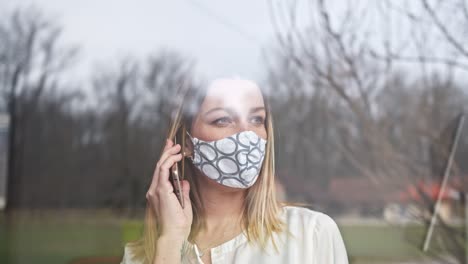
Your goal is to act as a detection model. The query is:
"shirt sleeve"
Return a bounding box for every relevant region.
[313,212,349,264]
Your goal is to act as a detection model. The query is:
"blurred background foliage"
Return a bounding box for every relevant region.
[1,0,468,263]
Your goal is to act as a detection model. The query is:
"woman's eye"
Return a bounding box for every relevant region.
[212,117,231,126]
[251,116,265,124]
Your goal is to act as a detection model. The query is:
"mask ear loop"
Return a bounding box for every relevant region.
[186,130,194,141]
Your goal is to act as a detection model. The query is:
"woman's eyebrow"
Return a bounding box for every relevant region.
[203,106,265,117]
[203,107,229,117]
[250,106,265,113]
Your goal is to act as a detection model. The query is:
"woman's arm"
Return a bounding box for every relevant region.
[147,139,193,263]
[120,238,185,264]
[120,140,192,264]
[153,236,185,264]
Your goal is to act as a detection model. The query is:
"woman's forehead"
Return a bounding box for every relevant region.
[201,78,265,110]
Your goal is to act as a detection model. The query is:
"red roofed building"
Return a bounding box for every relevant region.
[277,171,466,222]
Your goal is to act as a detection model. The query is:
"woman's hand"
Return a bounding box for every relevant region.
[146,139,193,241]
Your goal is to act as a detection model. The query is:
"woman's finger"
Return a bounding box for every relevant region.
[159,144,181,167]
[147,139,176,194]
[163,139,172,151]
[156,153,183,193]
[156,143,182,186]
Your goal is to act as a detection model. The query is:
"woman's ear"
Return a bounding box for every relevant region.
[183,146,193,159]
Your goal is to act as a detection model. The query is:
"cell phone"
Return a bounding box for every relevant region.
[170,136,184,208]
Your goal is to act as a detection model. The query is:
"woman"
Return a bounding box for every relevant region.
[121,78,348,264]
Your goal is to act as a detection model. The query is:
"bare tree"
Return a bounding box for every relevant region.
[266,0,468,262]
[0,7,78,209]
[90,51,195,216]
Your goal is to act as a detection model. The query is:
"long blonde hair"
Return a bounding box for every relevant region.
[125,79,287,263]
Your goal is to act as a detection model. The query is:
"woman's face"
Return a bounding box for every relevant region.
[191,79,267,142]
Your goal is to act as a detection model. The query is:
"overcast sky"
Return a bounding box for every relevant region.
[2,0,283,81]
[3,0,466,86]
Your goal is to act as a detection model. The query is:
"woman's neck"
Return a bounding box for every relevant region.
[197,176,246,232]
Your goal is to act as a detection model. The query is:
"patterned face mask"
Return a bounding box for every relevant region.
[186,130,267,188]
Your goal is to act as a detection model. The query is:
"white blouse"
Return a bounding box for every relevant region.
[121,206,349,264]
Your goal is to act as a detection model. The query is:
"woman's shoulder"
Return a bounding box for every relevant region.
[280,205,349,263]
[280,205,345,244]
[281,205,339,230]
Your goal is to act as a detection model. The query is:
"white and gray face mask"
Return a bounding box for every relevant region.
[186,130,267,188]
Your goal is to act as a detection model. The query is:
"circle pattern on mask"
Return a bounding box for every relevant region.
[190,130,267,188]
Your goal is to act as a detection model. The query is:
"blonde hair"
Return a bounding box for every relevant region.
[125,79,288,263]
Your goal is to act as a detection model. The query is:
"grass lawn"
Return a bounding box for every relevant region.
[0,211,450,264]
[0,210,128,264]
[341,224,429,263]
